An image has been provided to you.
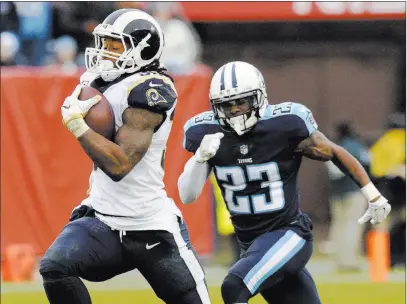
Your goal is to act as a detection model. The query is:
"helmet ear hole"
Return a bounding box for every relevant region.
[131,30,160,61]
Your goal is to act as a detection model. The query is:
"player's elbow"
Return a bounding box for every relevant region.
[109,173,125,182]
[332,144,350,161]
[107,165,132,182]
[179,192,197,205]
[107,172,125,182]
[101,149,136,181]
[177,176,197,204]
[178,186,195,205]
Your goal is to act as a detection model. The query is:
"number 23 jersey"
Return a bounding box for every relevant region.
[183,102,318,245]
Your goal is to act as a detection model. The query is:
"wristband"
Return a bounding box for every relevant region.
[66,118,90,138]
[194,149,206,164]
[361,182,381,202]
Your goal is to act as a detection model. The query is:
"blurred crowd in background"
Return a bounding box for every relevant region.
[0,1,202,74]
[322,116,406,270]
[1,1,405,273]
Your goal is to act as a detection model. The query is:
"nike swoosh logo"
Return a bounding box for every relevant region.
[146,242,161,250]
[149,82,163,88]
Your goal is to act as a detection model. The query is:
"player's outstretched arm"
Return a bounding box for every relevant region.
[178,156,212,204]
[295,130,370,187]
[178,132,224,204]
[78,107,163,182]
[295,130,391,224]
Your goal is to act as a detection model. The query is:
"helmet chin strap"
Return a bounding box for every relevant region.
[99,60,123,82]
[227,112,258,136]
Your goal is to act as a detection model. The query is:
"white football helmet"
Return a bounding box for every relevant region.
[209,61,268,135]
[85,9,165,82]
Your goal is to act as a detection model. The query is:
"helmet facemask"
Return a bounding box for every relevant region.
[85,24,152,82]
[211,90,266,136]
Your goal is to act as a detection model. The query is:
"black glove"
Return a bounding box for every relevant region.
[70,205,95,222]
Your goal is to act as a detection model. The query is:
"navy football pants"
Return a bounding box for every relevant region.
[39,215,210,304]
[223,228,322,304]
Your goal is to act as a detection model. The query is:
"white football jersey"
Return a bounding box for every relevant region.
[80,71,182,233]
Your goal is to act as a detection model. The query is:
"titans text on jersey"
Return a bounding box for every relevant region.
[183,102,318,247]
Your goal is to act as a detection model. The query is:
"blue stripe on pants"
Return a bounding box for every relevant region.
[243,230,306,294]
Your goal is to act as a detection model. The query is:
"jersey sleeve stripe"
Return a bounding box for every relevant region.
[183,112,219,133]
[126,73,177,97]
[183,119,194,134]
[291,104,318,136]
[182,135,187,150]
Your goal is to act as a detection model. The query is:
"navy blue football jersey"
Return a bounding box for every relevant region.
[183,102,318,246]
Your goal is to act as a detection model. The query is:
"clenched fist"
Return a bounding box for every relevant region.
[195,132,224,163]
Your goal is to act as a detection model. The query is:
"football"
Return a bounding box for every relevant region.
[79,86,115,140]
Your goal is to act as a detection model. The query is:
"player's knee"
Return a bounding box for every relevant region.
[221,274,251,304]
[39,256,70,279]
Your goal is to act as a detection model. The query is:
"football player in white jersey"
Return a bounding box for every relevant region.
[39,9,210,304]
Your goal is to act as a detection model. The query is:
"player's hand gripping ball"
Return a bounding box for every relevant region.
[61,85,115,139]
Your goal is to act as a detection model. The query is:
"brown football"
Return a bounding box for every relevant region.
[79,86,115,140]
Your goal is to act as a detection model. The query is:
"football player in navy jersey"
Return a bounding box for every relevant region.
[178,61,391,304]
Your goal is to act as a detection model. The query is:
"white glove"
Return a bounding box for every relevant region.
[61,85,101,138]
[358,196,391,225]
[195,132,224,163]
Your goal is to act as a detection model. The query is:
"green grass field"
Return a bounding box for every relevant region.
[2,282,405,304]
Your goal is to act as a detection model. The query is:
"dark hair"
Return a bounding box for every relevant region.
[138,60,174,83]
[386,113,406,129]
[336,121,355,140]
